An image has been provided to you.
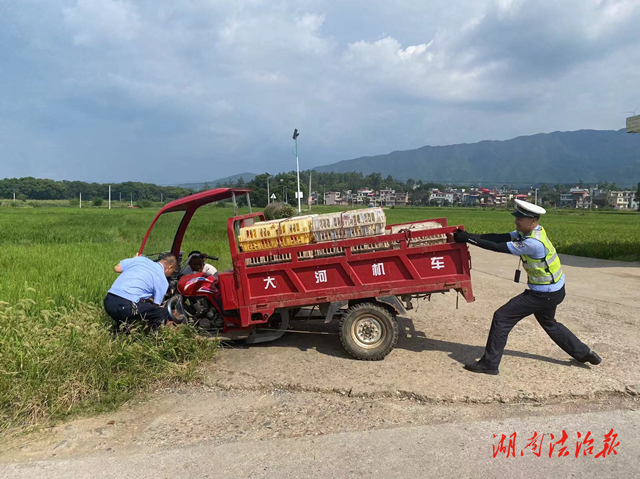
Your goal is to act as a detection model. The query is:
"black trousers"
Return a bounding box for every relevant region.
[103,293,169,330]
[483,287,590,368]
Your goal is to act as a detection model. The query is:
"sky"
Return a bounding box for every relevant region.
[1,0,639,184]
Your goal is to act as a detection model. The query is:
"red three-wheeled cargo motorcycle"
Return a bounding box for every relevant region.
[139,188,474,360]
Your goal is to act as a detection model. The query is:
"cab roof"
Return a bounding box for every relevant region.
[158,188,252,214]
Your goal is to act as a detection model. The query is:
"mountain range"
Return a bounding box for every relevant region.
[179,130,640,188]
[313,129,640,186]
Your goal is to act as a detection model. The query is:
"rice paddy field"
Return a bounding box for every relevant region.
[0,204,638,429]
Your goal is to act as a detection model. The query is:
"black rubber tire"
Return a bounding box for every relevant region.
[339,302,398,360]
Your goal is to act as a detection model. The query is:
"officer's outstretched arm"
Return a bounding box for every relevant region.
[478,233,512,243]
[466,236,511,253]
[454,229,511,253]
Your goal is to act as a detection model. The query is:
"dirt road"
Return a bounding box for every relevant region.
[208,248,640,402]
[1,249,639,466]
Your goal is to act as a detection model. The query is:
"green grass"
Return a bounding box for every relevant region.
[384,207,640,262]
[0,204,638,430]
[0,300,216,429]
[0,206,234,430]
[0,203,636,307]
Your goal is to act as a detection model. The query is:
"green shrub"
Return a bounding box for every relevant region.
[68,198,80,207]
[264,202,295,220]
[92,197,104,207]
[136,199,153,208]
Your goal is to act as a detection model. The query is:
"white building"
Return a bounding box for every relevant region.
[607,190,637,209]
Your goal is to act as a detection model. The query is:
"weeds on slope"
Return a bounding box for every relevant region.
[0,296,217,431]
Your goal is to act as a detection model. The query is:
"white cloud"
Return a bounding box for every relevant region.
[63,0,142,46]
[1,0,639,182]
[219,11,333,57]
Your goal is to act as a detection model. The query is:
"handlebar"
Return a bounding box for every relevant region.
[203,254,219,261]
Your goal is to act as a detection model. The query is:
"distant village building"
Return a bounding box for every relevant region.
[429,190,454,206]
[560,193,574,207]
[324,191,343,205]
[563,188,591,208]
[378,189,409,206]
[379,188,396,206]
[606,190,637,209]
[354,188,375,205]
[319,183,637,210]
[395,192,409,206]
[462,192,479,206]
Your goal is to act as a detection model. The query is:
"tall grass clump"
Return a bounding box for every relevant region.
[264,202,295,220]
[0,296,217,430]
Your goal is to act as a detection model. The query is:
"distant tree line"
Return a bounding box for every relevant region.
[4,175,632,209]
[0,177,193,202]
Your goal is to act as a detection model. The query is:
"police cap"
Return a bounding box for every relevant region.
[512,199,546,218]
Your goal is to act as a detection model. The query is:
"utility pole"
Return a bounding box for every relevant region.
[109,185,111,209]
[119,192,122,202]
[308,171,312,212]
[13,192,15,202]
[293,129,301,214]
[79,192,82,208]
[161,193,163,203]
[267,175,270,204]
[130,193,133,207]
[534,188,538,205]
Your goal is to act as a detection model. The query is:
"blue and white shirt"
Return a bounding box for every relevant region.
[505,226,565,293]
[109,256,169,304]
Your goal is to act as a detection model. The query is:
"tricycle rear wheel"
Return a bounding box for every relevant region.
[339,302,398,360]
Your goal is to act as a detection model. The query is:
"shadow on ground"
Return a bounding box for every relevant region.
[221,316,590,369]
[395,316,590,369]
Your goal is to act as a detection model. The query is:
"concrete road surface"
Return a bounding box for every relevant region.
[2,409,638,479]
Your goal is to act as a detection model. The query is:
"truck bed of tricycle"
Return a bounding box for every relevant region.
[220,213,474,328]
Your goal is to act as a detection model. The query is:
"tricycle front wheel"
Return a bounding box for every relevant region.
[339,302,398,360]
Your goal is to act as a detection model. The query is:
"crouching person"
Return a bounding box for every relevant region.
[104,253,178,330]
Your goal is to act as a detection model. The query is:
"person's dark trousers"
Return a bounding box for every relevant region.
[482,287,591,368]
[103,293,169,330]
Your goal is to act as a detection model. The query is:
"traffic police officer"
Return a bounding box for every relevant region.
[454,199,602,375]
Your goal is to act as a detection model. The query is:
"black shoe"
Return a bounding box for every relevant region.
[579,351,602,365]
[464,361,499,375]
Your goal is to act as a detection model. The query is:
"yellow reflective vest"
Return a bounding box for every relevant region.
[520,226,563,285]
